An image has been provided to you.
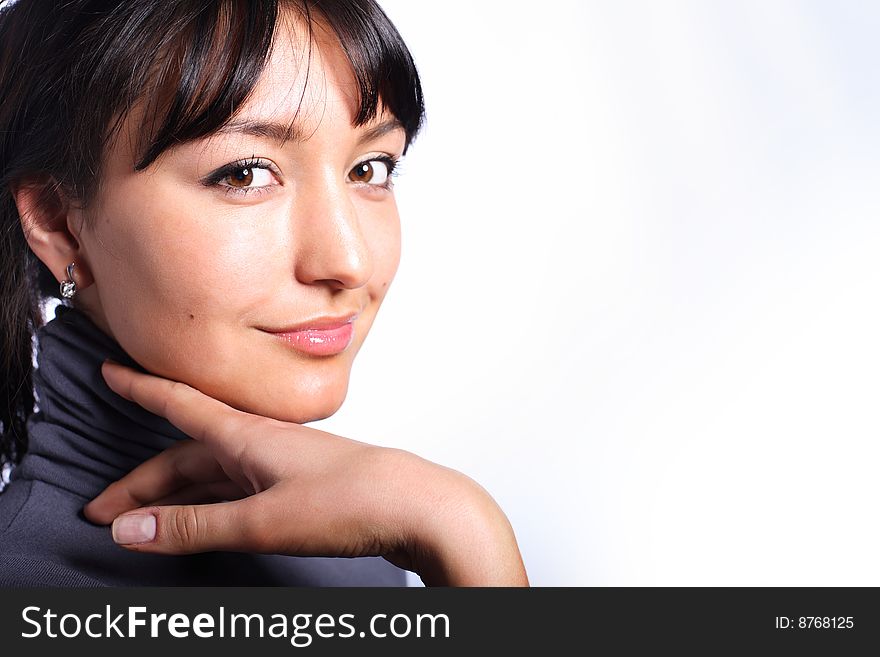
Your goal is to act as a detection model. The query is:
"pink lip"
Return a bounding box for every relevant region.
[264,319,356,356]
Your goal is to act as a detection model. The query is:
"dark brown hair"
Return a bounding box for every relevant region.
[0,0,425,468]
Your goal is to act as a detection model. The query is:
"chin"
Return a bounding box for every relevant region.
[278,397,346,425]
[236,382,349,425]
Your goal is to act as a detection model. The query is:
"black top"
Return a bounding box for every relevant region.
[0,304,408,586]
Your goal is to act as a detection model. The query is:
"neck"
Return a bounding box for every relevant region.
[11,303,188,499]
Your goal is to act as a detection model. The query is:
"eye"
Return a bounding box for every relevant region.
[202,157,280,197]
[222,166,274,189]
[348,156,398,189]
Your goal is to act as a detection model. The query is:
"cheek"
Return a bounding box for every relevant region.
[88,192,273,365]
[364,198,402,295]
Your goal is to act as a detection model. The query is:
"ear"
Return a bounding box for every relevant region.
[10,175,95,292]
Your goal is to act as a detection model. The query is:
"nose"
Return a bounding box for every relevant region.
[291,168,373,289]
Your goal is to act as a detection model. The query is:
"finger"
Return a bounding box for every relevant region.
[100,360,252,458]
[111,486,396,560]
[110,497,271,555]
[83,440,235,524]
[151,480,249,507]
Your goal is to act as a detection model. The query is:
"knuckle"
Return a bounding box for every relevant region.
[103,480,141,506]
[220,409,247,437]
[234,415,271,460]
[126,377,145,404]
[162,380,191,413]
[168,379,193,395]
[166,506,204,551]
[169,452,190,488]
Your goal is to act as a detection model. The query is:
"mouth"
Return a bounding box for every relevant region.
[260,313,359,357]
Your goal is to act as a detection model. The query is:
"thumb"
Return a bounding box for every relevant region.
[110,498,266,555]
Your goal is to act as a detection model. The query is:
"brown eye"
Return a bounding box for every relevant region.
[206,160,277,196]
[350,162,374,183]
[225,167,254,188]
[349,160,391,186]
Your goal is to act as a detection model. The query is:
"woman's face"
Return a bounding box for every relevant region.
[73,15,405,423]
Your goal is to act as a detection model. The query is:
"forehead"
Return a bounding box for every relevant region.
[232,9,362,139]
[106,7,380,173]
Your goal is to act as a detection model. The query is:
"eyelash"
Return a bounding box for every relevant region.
[201,156,278,199]
[202,155,401,198]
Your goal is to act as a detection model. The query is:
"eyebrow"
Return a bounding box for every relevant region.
[212,117,405,147]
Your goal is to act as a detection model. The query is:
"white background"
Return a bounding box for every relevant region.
[311,1,880,585]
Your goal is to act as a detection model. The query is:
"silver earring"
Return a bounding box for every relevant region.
[60,262,77,299]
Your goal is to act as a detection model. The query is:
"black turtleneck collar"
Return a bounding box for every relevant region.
[11,303,189,500]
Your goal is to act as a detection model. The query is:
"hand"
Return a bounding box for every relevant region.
[83,360,529,586]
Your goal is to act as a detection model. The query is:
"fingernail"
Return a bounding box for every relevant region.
[112,513,156,544]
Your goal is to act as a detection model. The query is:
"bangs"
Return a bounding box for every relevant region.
[308,0,425,144]
[103,0,425,172]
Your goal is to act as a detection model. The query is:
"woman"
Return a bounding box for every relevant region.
[0,0,528,586]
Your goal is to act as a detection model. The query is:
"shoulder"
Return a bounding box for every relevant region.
[0,478,34,538]
[0,481,104,586]
[0,555,104,587]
